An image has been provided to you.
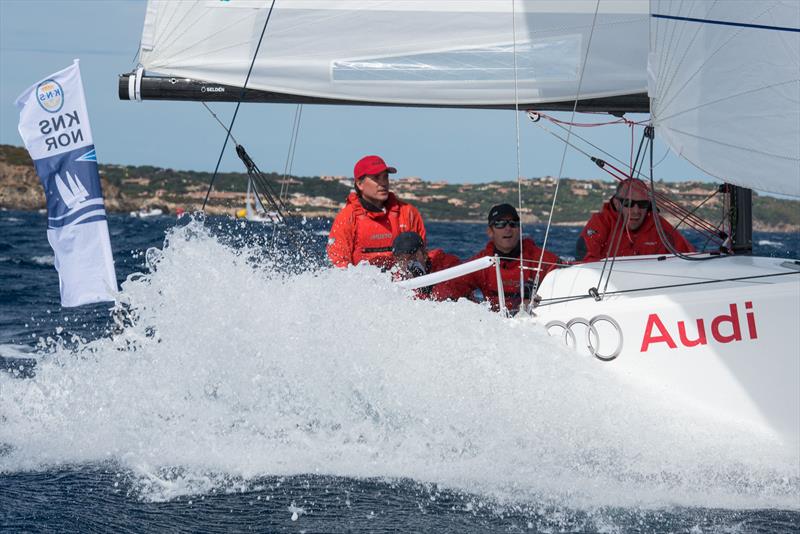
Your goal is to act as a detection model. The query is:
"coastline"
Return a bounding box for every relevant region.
[2,207,796,234]
[2,143,798,233]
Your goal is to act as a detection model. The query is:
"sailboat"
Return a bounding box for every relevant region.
[119,2,799,445]
[236,178,279,223]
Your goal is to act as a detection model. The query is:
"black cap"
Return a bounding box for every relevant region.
[487,203,520,224]
[392,232,425,256]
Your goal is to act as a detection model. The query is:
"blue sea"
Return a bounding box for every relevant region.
[1,210,799,533]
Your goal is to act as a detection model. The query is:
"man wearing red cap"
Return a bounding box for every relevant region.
[327,155,426,268]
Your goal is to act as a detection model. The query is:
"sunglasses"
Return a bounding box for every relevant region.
[490,220,520,229]
[616,197,651,209]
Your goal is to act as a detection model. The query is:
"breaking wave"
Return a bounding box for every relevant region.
[0,220,797,509]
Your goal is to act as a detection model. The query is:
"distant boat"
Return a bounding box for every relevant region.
[235,179,280,224]
[129,208,163,219]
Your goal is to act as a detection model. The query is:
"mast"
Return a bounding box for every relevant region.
[728,185,753,255]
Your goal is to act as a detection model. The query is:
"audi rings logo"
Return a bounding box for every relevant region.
[545,315,623,361]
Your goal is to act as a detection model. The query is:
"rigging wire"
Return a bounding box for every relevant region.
[531,0,602,302]
[647,128,723,261]
[201,0,277,211]
[595,129,659,298]
[201,102,241,146]
[672,186,720,232]
[530,112,667,176]
[529,115,726,245]
[280,104,304,205]
[511,0,524,318]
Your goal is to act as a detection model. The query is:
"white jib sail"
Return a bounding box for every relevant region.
[137,0,648,106]
[648,1,800,197]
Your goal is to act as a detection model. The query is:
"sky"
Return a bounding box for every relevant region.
[0,0,713,185]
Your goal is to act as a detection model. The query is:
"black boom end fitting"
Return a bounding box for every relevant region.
[235,144,256,172]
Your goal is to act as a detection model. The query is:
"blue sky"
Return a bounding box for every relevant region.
[0,0,711,185]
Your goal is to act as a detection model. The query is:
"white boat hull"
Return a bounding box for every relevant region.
[535,255,800,446]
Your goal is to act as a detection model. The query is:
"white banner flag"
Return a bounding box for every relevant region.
[15,59,117,307]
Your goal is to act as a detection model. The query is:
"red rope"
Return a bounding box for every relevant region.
[597,160,724,241]
[529,110,725,246]
[532,111,648,128]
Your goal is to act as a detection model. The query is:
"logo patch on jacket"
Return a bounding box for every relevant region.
[327,238,335,246]
[586,229,598,236]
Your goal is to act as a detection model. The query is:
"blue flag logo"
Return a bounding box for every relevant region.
[16,60,117,306]
[36,79,64,113]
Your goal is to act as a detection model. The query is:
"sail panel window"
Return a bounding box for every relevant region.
[332,36,580,83]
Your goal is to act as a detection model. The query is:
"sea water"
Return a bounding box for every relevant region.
[1,211,798,533]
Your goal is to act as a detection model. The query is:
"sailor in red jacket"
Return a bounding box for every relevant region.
[327,155,426,268]
[576,179,695,263]
[450,204,561,313]
[391,231,466,301]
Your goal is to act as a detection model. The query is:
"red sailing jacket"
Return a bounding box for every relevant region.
[577,202,695,263]
[444,238,560,311]
[327,192,426,268]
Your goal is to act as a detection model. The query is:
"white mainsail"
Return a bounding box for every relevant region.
[648,1,800,197]
[136,0,649,107]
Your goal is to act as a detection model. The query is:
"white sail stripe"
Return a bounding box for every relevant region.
[53,208,107,228]
[48,198,105,221]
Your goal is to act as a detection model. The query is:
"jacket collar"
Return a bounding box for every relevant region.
[346,191,400,217]
[482,237,534,259]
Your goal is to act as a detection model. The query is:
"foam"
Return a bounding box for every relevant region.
[0,220,797,508]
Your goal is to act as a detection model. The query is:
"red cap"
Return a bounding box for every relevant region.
[354,155,397,180]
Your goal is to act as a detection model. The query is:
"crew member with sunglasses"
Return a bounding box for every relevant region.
[327,155,426,268]
[576,178,694,263]
[448,204,561,314]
